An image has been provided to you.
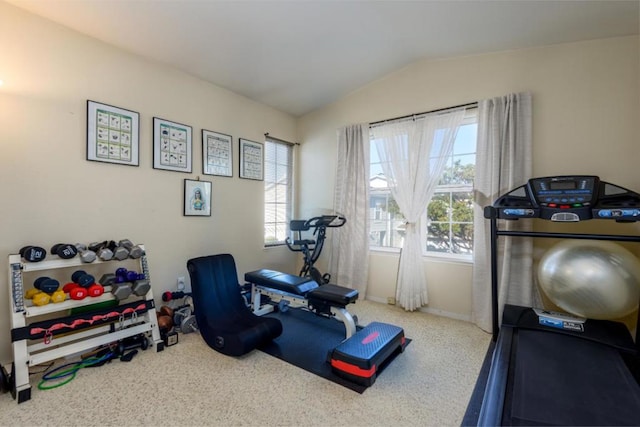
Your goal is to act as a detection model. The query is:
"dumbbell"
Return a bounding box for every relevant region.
[118,239,145,259]
[114,268,150,296]
[162,291,192,302]
[88,241,114,261]
[73,270,104,297]
[106,240,129,261]
[62,271,104,300]
[116,334,149,356]
[101,273,132,301]
[75,244,97,263]
[28,277,65,305]
[173,306,198,333]
[19,245,46,262]
[50,243,78,259]
[115,267,145,283]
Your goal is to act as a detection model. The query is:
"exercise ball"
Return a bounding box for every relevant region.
[537,240,640,319]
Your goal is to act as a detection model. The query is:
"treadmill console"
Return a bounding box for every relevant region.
[488,175,640,222]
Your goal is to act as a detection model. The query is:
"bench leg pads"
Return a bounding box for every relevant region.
[330,322,405,386]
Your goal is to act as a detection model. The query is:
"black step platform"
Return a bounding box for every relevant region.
[330,321,405,386]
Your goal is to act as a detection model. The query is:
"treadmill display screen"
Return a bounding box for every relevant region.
[549,181,577,190]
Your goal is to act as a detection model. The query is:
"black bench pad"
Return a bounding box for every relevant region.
[307,284,359,306]
[245,269,358,306]
[245,269,319,295]
[330,322,405,386]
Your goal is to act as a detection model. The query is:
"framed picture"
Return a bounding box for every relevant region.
[86,100,140,166]
[239,138,264,180]
[184,179,211,216]
[202,129,233,177]
[153,117,192,173]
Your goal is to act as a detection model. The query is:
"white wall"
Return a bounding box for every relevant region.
[297,36,640,319]
[0,2,298,363]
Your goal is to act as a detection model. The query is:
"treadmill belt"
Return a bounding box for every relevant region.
[510,330,640,426]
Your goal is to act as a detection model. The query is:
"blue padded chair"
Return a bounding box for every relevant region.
[187,254,282,356]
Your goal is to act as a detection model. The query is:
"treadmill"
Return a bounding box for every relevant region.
[476,175,640,426]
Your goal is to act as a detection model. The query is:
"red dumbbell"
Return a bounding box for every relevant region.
[63,283,88,300]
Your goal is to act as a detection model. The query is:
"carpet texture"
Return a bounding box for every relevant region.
[0,300,490,426]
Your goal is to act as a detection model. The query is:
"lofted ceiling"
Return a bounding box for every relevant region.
[6,0,640,117]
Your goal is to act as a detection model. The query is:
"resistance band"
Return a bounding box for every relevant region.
[38,351,115,390]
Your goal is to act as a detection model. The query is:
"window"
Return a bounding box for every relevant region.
[264,138,294,246]
[369,109,478,257]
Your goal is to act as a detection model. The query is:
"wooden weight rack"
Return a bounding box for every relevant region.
[6,245,163,403]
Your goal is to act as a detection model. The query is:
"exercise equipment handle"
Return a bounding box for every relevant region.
[162,291,192,302]
[304,215,347,231]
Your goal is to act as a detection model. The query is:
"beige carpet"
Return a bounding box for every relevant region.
[0,300,490,426]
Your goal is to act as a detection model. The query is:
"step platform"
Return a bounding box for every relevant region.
[329,321,405,386]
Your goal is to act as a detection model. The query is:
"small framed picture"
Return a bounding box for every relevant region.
[239,138,264,181]
[184,179,211,216]
[202,129,233,177]
[153,117,192,173]
[86,100,140,166]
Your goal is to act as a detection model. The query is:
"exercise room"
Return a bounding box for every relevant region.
[1,1,639,425]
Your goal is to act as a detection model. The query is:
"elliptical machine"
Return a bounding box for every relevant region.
[285,215,346,285]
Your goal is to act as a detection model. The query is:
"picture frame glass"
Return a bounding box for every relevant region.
[154,117,193,173]
[202,130,233,177]
[184,179,211,216]
[86,100,140,166]
[239,138,264,180]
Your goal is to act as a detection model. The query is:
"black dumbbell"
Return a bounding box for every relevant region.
[19,245,47,262]
[50,243,78,259]
[71,270,95,288]
[34,277,60,294]
[116,334,149,356]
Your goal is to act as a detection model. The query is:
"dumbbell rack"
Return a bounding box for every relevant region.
[6,245,163,403]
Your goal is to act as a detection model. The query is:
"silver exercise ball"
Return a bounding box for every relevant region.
[537,240,640,319]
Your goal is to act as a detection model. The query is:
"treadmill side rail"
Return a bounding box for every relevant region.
[477,325,513,427]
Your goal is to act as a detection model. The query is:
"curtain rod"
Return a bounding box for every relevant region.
[369,101,478,127]
[264,133,299,146]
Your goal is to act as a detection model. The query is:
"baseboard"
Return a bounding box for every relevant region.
[419,306,471,322]
[365,296,471,322]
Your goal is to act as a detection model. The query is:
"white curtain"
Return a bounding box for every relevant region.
[472,92,534,333]
[371,108,467,311]
[330,124,370,295]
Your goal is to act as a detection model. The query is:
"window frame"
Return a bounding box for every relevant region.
[368,108,477,262]
[263,137,294,247]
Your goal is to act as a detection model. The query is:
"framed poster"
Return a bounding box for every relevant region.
[153,117,192,173]
[86,100,140,166]
[239,138,263,181]
[202,129,233,177]
[184,179,211,216]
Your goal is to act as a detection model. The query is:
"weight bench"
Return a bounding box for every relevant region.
[244,269,359,339]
